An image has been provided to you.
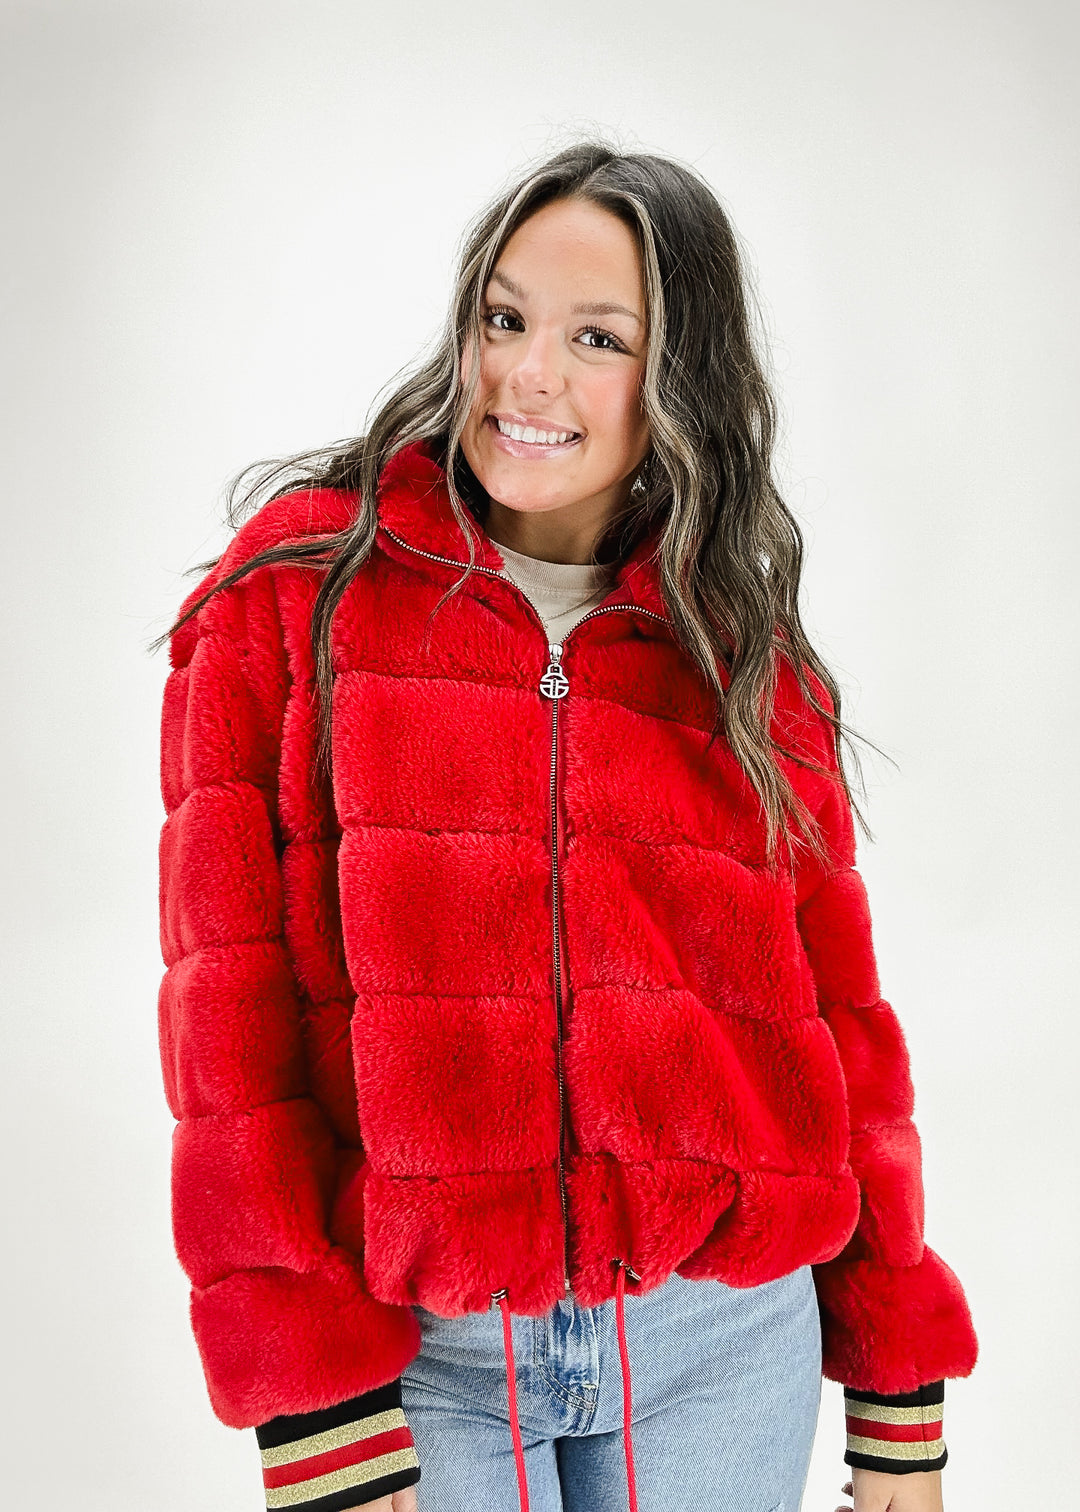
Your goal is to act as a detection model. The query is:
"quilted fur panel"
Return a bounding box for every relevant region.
[558,692,767,863]
[360,1166,568,1314]
[273,563,329,676]
[337,826,551,998]
[562,830,817,1016]
[563,985,785,1167]
[554,617,717,730]
[806,756,858,874]
[567,1154,740,1301]
[716,1014,853,1172]
[796,866,882,1008]
[811,998,916,1128]
[158,782,285,965]
[331,666,550,836]
[158,941,308,1118]
[844,1121,926,1266]
[176,629,283,798]
[190,1251,422,1428]
[349,992,562,1175]
[813,1245,979,1392]
[331,546,545,691]
[563,987,849,1172]
[171,1097,338,1288]
[674,1166,862,1285]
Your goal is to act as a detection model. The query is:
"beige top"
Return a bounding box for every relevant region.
[495,539,618,645]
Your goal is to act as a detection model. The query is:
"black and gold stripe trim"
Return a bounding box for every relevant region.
[843,1379,947,1474]
[255,1378,421,1510]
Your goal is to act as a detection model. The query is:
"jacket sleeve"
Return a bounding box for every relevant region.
[791,697,978,1474]
[157,540,422,1509]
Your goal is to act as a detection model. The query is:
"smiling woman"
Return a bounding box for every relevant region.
[153,139,977,1512]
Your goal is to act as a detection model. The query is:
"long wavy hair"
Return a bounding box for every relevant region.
[155,136,885,872]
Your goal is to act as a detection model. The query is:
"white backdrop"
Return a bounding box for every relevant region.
[2,0,1076,1506]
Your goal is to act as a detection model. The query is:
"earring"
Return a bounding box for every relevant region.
[631,456,652,495]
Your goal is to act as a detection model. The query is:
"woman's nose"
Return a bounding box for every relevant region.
[507,326,566,395]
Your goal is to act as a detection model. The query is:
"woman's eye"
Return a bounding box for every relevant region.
[578,325,622,351]
[483,307,522,332]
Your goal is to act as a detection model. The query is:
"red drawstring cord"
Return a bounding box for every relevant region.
[493,1289,530,1512]
[613,1258,641,1512]
[494,1262,640,1512]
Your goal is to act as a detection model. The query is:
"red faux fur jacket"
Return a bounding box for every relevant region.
[158,438,978,1509]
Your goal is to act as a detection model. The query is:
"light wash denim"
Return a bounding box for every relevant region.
[400,1264,822,1512]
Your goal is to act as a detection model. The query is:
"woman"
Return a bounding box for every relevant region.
[156,141,978,1512]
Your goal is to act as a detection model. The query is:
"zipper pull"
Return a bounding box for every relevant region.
[539,642,570,700]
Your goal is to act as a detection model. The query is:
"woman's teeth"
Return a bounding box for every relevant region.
[494,417,578,445]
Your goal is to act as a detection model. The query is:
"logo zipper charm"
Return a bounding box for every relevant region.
[539,643,570,699]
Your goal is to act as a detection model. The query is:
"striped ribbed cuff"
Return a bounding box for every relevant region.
[255,1378,421,1510]
[843,1379,947,1474]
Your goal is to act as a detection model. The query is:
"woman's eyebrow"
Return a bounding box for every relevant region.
[489,269,644,328]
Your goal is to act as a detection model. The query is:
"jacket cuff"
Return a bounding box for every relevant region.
[255,1377,421,1510]
[843,1379,947,1474]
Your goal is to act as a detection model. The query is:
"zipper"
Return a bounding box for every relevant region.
[379,524,670,1298]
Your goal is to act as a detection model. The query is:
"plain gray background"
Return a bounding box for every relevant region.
[3,0,1076,1506]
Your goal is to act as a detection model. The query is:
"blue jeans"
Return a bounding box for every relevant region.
[400,1264,822,1512]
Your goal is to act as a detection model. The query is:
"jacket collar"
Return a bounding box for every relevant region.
[375,438,670,624]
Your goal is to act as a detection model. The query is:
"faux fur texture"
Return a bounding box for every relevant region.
[158,439,977,1428]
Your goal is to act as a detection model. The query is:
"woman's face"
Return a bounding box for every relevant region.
[459,197,651,533]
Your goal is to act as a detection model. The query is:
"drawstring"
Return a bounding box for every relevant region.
[613,1257,642,1512]
[491,1259,642,1512]
[491,1287,531,1511]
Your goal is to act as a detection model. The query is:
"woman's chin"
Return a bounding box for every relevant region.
[471,464,577,516]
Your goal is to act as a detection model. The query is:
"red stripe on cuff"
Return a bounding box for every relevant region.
[262,1425,416,1490]
[845,1415,942,1444]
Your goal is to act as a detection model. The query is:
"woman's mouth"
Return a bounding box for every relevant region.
[486,413,583,457]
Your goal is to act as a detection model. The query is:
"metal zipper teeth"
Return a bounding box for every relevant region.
[545,674,572,1293]
[379,524,670,1296]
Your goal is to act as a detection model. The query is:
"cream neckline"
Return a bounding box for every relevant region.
[494,538,616,597]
